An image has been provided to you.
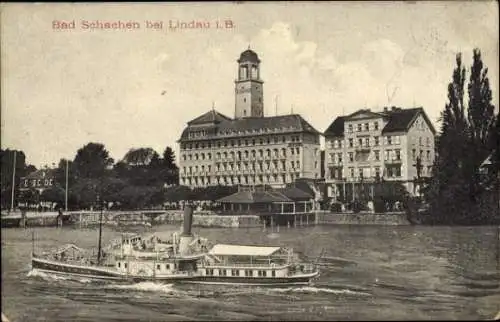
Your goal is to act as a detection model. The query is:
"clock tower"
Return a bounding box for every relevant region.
[234,47,264,118]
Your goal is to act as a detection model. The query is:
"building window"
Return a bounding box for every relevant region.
[394,136,400,145]
[350,168,355,177]
[374,122,379,130]
[375,167,380,178]
[358,138,363,147]
[364,123,369,131]
[349,139,353,148]
[395,150,401,160]
[387,136,392,145]
[374,137,379,146]
[426,137,430,147]
[338,153,343,164]
[349,152,354,162]
[374,151,380,161]
[272,270,276,277]
[348,124,353,133]
[365,138,370,147]
[427,151,431,161]
[357,124,362,132]
[358,168,363,179]
[157,264,161,271]
[384,150,390,161]
[412,149,416,160]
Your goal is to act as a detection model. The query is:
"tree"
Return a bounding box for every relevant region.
[427,49,499,224]
[41,186,65,207]
[0,149,28,209]
[162,147,176,168]
[123,148,159,166]
[53,158,75,187]
[161,146,179,185]
[467,49,496,163]
[466,49,497,204]
[73,143,114,179]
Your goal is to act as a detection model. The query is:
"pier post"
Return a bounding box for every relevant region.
[306,214,309,226]
[294,215,297,227]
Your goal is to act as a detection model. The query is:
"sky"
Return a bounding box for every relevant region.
[1,2,498,168]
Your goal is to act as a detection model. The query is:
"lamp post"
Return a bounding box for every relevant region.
[65,159,69,211]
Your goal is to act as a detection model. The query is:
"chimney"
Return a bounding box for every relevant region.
[178,204,194,255]
[182,204,193,236]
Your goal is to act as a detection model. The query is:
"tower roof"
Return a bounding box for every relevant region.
[238,49,260,63]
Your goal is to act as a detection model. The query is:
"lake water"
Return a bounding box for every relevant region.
[1,224,499,321]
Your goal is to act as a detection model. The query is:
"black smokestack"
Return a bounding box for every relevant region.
[182,204,193,236]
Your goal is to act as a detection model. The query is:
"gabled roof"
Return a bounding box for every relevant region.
[209,244,281,257]
[480,151,496,168]
[324,107,436,137]
[381,107,436,134]
[323,116,346,137]
[346,109,386,120]
[276,186,313,201]
[217,190,292,203]
[187,110,233,125]
[180,111,320,141]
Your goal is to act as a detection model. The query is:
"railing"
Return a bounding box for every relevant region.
[203,262,288,268]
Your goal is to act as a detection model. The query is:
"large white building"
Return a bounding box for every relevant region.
[323,107,436,200]
[178,48,321,188]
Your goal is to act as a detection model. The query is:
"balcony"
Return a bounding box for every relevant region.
[384,159,402,164]
[355,147,371,153]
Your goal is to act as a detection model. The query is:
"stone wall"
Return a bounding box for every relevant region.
[153,211,261,228]
[65,210,262,228]
[316,211,410,225]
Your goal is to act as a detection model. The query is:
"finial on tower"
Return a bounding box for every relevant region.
[212,101,215,111]
[248,44,251,50]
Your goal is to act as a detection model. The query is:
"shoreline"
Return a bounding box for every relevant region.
[0,210,414,228]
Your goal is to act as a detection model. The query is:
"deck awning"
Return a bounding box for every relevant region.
[217,191,292,204]
[209,244,281,257]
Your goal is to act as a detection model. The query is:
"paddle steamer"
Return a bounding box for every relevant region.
[31,205,319,285]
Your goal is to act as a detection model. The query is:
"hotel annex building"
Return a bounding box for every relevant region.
[323,107,436,200]
[178,49,321,188]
